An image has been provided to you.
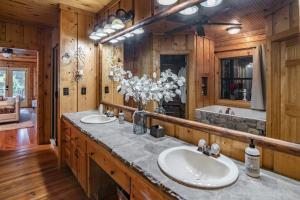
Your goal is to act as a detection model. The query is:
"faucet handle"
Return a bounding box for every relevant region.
[198,139,206,151]
[211,143,220,157]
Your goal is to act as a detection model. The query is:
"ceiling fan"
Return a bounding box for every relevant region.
[165,15,242,37]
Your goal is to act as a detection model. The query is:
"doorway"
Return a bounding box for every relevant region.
[0,67,29,107]
[160,55,187,118]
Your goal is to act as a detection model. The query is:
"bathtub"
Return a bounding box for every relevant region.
[195,105,266,136]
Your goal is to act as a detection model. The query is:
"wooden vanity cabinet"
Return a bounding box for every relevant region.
[61,121,87,192]
[61,119,171,200]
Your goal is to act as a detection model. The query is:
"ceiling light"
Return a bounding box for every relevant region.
[111,18,125,30]
[157,0,178,6]
[200,0,223,7]
[226,27,241,34]
[109,39,119,44]
[132,28,144,35]
[179,6,199,15]
[117,36,126,41]
[1,48,13,58]
[103,24,116,34]
[124,33,134,38]
[95,28,108,37]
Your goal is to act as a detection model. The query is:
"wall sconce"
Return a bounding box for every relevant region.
[74,69,84,82]
[61,53,71,64]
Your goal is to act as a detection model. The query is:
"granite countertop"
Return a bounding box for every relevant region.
[63,111,300,200]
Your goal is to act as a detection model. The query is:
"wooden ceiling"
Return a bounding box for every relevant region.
[0,0,112,27]
[146,0,285,39]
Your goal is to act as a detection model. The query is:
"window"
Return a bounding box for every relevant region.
[220,56,253,101]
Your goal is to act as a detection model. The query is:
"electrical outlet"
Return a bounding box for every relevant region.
[63,88,69,96]
[81,87,87,95]
[105,86,109,94]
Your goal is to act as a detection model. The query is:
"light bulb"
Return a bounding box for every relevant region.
[117,36,126,41]
[109,39,119,44]
[200,0,223,7]
[103,24,116,34]
[111,18,125,30]
[226,27,241,35]
[132,28,144,35]
[124,33,134,38]
[157,0,178,6]
[179,6,199,15]
[89,32,101,40]
[95,28,108,37]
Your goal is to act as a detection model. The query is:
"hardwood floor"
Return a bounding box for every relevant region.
[0,108,37,150]
[0,128,37,150]
[0,145,88,200]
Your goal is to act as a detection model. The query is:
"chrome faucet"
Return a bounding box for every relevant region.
[197,139,220,158]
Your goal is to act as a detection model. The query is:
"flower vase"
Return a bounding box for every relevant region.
[154,99,166,114]
[133,102,147,135]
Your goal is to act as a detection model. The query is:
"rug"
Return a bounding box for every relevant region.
[0,109,35,131]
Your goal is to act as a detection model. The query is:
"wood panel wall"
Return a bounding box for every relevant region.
[0,19,53,144]
[59,5,97,115]
[196,37,215,108]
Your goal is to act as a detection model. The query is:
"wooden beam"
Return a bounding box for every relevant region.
[100,0,206,43]
[101,101,300,157]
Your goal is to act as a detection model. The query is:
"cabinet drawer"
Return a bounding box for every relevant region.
[88,143,131,194]
[76,132,86,153]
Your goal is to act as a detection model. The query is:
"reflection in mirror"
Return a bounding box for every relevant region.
[220,56,253,101]
[101,0,300,144]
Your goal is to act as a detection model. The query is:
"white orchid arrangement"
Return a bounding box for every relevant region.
[109,66,185,107]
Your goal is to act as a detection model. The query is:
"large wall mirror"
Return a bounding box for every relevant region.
[100,0,300,145]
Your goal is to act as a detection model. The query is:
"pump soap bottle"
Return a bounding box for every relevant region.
[245,139,260,178]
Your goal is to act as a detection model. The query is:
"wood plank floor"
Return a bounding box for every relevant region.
[0,108,37,150]
[0,145,89,200]
[0,128,37,150]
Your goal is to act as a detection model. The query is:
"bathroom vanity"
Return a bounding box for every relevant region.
[60,111,300,200]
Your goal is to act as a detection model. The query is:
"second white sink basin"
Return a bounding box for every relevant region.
[80,114,117,124]
[158,146,239,189]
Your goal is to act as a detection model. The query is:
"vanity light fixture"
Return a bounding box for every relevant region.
[132,28,144,35]
[179,6,199,15]
[226,27,241,35]
[200,0,223,7]
[124,32,134,38]
[109,39,119,44]
[103,24,116,34]
[89,32,101,41]
[117,36,126,41]
[157,0,178,6]
[95,28,108,37]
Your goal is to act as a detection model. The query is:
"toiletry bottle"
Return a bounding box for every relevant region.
[119,110,125,124]
[245,139,260,178]
[99,104,103,115]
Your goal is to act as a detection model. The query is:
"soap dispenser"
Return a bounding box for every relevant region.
[245,139,260,178]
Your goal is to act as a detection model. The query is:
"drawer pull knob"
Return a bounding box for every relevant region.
[110,170,115,175]
[90,152,95,156]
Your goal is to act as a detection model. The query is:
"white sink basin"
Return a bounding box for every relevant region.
[80,114,117,124]
[158,146,239,189]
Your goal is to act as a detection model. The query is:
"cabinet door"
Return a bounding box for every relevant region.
[70,128,78,176]
[77,148,87,192]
